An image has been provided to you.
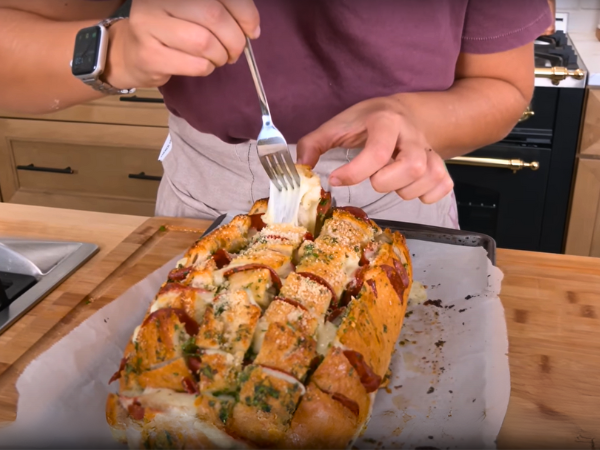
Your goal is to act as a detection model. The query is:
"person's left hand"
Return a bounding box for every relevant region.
[296,97,454,204]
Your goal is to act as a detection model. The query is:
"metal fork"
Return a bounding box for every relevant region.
[243,37,300,191]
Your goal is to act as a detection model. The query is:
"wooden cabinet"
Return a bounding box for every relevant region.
[0,89,169,216]
[566,89,600,256]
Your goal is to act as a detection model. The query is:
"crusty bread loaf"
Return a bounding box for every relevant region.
[106,166,412,449]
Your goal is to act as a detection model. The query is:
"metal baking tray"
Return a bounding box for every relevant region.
[203,214,497,265]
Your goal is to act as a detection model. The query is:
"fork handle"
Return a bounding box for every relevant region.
[243,37,271,120]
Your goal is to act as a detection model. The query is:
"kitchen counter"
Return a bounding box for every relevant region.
[1,204,599,448]
[570,31,600,86]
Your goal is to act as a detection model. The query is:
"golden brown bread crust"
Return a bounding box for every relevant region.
[282,382,358,450]
[106,177,414,449]
[310,347,371,424]
[227,365,304,446]
[106,393,128,444]
[254,321,317,380]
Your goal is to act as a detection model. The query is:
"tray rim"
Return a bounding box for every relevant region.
[202,214,497,265]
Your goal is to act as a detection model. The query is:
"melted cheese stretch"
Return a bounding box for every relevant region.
[263,165,322,230]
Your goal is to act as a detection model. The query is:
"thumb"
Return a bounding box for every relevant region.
[296,123,338,168]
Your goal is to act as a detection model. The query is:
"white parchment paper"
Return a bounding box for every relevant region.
[0,240,508,450]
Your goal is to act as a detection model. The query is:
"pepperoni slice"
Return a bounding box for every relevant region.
[108,357,127,384]
[128,401,145,421]
[273,296,308,311]
[337,206,369,222]
[381,265,406,304]
[168,266,191,282]
[340,266,368,307]
[142,308,200,336]
[249,213,267,231]
[365,279,378,298]
[317,189,332,218]
[182,377,199,394]
[331,392,360,417]
[223,264,282,290]
[326,307,346,324]
[212,249,232,269]
[393,258,410,288]
[186,355,202,374]
[296,272,336,304]
[343,350,382,393]
[315,190,333,235]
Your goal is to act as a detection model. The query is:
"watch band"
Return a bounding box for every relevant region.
[78,17,136,96]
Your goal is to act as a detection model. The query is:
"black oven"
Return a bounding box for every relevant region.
[447,85,585,253]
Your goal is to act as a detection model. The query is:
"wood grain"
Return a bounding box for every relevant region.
[496,250,600,449]
[580,89,600,157]
[0,210,599,448]
[565,158,600,257]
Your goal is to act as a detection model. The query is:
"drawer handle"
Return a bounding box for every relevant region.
[119,96,164,104]
[128,172,162,181]
[16,164,74,174]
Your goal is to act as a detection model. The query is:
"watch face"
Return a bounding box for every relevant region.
[71,26,102,76]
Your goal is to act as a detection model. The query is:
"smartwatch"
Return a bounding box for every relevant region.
[70,17,136,95]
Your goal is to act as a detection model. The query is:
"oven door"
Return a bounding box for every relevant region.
[447,145,551,251]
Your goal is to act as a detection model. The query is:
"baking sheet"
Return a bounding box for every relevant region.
[0,236,508,449]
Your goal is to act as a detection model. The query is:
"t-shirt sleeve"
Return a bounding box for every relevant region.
[461,0,552,54]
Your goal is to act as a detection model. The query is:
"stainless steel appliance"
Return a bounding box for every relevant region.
[446,30,587,253]
[0,238,98,335]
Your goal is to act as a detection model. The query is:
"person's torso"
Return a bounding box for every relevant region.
[159,0,469,144]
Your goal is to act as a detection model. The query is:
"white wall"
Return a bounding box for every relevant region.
[556,0,600,32]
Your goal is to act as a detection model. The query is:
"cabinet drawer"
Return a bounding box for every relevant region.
[0,119,168,216]
[0,88,169,127]
[13,141,163,199]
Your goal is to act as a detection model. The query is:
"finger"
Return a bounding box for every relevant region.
[418,176,454,204]
[377,151,446,198]
[152,17,229,67]
[219,0,261,38]
[330,116,402,187]
[296,121,345,168]
[367,140,428,193]
[167,0,247,63]
[140,42,217,79]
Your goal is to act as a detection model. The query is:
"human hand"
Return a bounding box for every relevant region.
[296,97,454,204]
[104,0,260,89]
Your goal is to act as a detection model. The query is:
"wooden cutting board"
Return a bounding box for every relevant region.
[0,217,208,424]
[1,216,599,449]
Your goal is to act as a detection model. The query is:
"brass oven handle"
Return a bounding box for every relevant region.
[534,67,585,85]
[519,106,535,122]
[447,157,540,173]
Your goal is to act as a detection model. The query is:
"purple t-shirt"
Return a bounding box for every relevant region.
[159,0,551,144]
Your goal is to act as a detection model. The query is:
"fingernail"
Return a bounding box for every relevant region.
[252,26,261,39]
[330,177,342,187]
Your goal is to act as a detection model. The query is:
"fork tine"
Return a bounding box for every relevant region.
[269,154,291,190]
[281,151,301,188]
[274,152,296,189]
[259,156,283,191]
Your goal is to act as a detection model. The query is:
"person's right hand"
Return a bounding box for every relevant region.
[104,0,260,89]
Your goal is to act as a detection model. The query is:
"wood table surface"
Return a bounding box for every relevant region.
[0,205,599,449]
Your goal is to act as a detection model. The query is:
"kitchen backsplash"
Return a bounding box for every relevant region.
[556,0,600,32]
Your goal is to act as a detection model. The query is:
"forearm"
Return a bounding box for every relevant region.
[392,77,532,159]
[0,9,103,114]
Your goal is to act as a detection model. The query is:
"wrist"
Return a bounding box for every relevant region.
[102,18,136,90]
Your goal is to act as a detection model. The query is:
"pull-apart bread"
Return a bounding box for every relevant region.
[106,165,413,449]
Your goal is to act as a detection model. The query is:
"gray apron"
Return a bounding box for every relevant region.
[156,114,459,229]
